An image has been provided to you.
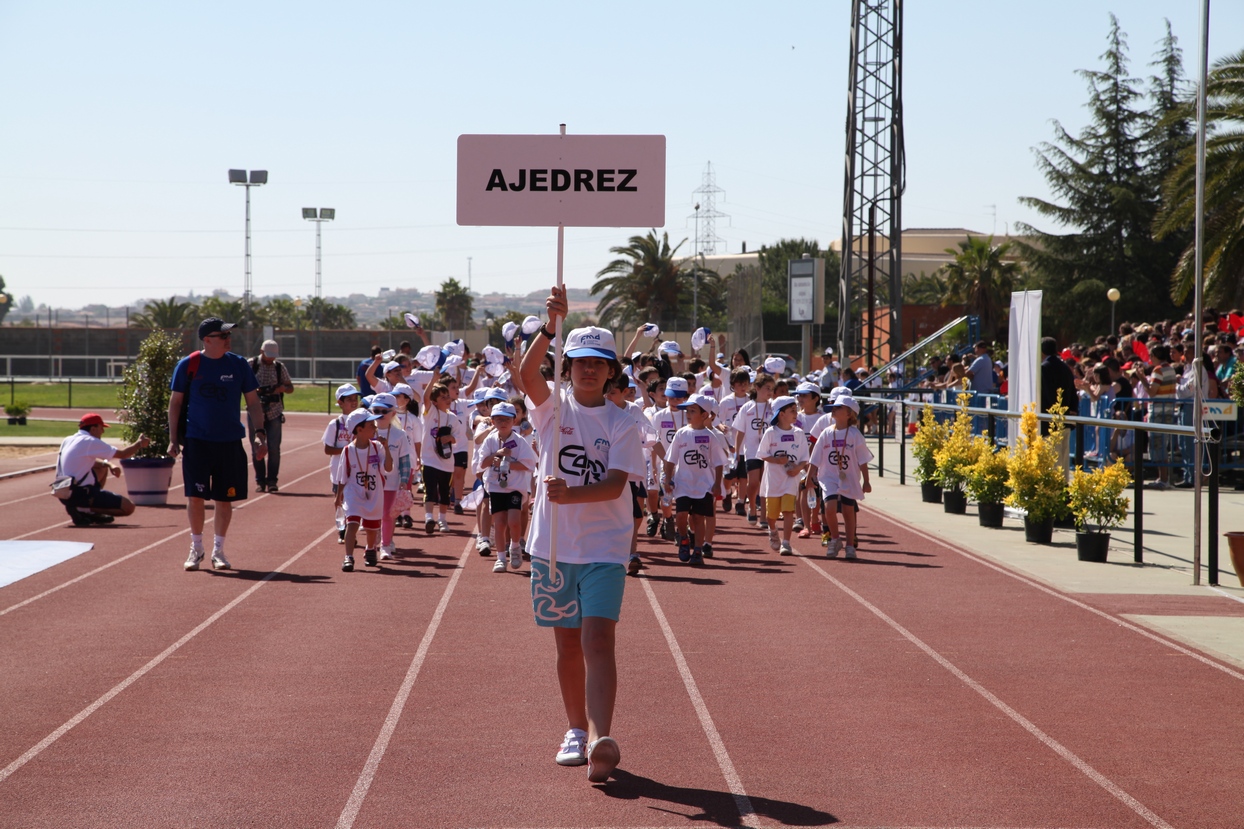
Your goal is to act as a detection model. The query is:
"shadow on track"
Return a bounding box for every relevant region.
[209,569,334,584]
[598,768,837,827]
[808,555,941,569]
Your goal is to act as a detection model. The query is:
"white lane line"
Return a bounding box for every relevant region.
[335,541,473,829]
[0,464,329,616]
[1207,585,1244,605]
[876,512,1244,683]
[798,556,1175,829]
[0,526,335,785]
[638,576,758,829]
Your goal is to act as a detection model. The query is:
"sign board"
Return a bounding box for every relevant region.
[457,134,666,227]
[1203,400,1238,421]
[787,258,825,325]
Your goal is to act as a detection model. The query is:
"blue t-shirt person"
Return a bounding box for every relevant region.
[968,353,996,394]
[170,352,259,442]
[356,358,375,396]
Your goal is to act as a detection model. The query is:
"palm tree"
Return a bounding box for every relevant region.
[592,231,692,331]
[936,235,1020,340]
[902,271,949,305]
[198,296,248,324]
[264,298,307,330]
[1155,48,1244,308]
[304,297,356,329]
[129,296,198,329]
[435,278,474,333]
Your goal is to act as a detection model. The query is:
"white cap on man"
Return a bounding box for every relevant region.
[261,339,279,358]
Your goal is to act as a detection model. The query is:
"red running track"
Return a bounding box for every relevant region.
[1,413,1241,828]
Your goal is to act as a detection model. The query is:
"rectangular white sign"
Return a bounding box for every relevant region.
[1203,400,1238,421]
[457,134,666,228]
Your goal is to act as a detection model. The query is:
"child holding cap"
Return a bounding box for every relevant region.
[662,393,726,566]
[333,408,392,571]
[809,395,872,559]
[756,396,810,555]
[519,284,646,784]
[475,401,538,573]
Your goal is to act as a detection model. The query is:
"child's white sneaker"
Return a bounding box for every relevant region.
[378,544,395,561]
[779,540,793,556]
[768,530,780,551]
[555,728,588,766]
[828,537,843,558]
[492,557,507,573]
[844,544,857,560]
[437,519,449,533]
[508,546,522,570]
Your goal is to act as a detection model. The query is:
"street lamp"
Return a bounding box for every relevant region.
[1107,288,1120,333]
[229,169,268,343]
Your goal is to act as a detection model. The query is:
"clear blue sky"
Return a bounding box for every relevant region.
[0,0,1238,311]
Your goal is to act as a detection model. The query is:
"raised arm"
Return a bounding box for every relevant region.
[519,285,565,410]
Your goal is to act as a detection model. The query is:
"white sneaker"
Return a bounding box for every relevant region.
[779,541,793,556]
[844,545,857,560]
[211,550,231,570]
[492,557,507,573]
[437,519,449,533]
[508,546,522,570]
[555,728,587,766]
[828,537,843,559]
[184,546,204,571]
[378,545,395,561]
[768,531,780,551]
[477,536,492,554]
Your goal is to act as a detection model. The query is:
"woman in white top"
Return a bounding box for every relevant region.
[519,286,646,785]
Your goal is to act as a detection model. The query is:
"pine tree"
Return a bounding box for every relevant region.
[1016,15,1178,340]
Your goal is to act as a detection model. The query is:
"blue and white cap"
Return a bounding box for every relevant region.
[564,326,617,360]
[471,388,489,404]
[415,345,444,371]
[502,320,519,344]
[345,408,383,432]
[485,386,510,402]
[769,395,797,424]
[642,323,661,338]
[490,402,518,419]
[763,356,786,375]
[831,395,860,414]
[664,376,690,398]
[335,383,360,400]
[795,381,821,397]
[659,340,683,356]
[391,383,414,399]
[360,394,374,409]
[382,361,402,375]
[826,385,852,402]
[371,392,397,411]
[691,326,711,352]
[677,392,717,415]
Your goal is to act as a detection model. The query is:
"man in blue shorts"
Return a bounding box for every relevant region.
[167,317,268,572]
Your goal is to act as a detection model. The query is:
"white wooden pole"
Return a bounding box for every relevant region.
[549,123,567,575]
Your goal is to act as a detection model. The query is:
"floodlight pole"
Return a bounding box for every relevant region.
[230,169,267,349]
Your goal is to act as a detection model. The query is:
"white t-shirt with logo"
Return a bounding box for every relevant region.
[322,414,352,483]
[476,429,538,494]
[394,410,422,459]
[756,426,810,498]
[333,439,388,521]
[666,425,727,500]
[421,407,467,473]
[650,405,690,454]
[717,393,749,439]
[527,390,647,565]
[620,400,658,484]
[810,425,874,501]
[732,399,773,459]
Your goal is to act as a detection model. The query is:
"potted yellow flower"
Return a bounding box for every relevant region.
[1067,460,1131,562]
[965,437,1010,527]
[933,389,980,514]
[1005,397,1069,543]
[912,403,950,503]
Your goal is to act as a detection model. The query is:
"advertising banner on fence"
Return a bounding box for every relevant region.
[457,134,666,228]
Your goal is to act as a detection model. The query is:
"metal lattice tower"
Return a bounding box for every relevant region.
[691,161,727,256]
[838,0,905,364]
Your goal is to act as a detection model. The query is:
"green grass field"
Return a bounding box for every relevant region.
[0,419,82,439]
[4,382,348,415]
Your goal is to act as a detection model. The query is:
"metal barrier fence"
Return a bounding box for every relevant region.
[857,396,1231,586]
[5,376,357,414]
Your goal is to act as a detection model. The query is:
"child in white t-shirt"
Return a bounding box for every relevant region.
[475,401,538,573]
[716,367,752,516]
[809,395,873,560]
[519,287,646,785]
[370,393,414,562]
[390,383,422,530]
[732,374,777,529]
[323,384,362,543]
[756,396,810,555]
[606,372,658,576]
[420,383,467,534]
[332,408,392,571]
[662,394,726,567]
[793,382,827,539]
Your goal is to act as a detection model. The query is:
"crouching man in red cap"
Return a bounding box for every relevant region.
[55,413,150,527]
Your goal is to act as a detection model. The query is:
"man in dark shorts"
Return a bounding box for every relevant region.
[55,413,150,526]
[167,318,268,572]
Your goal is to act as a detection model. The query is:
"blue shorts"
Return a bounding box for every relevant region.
[530,558,625,628]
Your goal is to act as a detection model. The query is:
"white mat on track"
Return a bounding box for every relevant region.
[0,541,94,588]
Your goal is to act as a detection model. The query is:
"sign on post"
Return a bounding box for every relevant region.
[787,257,824,325]
[457,134,666,227]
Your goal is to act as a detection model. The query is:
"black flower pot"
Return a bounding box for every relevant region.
[943,489,967,514]
[920,482,943,504]
[978,502,1005,528]
[1076,532,1110,562]
[1024,516,1054,544]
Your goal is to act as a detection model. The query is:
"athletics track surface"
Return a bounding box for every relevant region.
[1,413,1241,829]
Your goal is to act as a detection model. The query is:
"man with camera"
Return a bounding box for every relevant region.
[249,338,294,493]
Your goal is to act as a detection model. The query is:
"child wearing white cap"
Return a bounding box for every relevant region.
[475,402,538,572]
[716,367,753,515]
[732,373,777,528]
[793,382,827,538]
[756,396,810,555]
[371,393,414,561]
[648,376,691,542]
[519,285,646,784]
[390,383,421,529]
[324,384,362,543]
[809,395,872,558]
[663,394,726,566]
[420,382,467,534]
[605,372,658,576]
[333,408,392,571]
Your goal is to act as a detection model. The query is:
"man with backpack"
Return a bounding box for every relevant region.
[167,317,269,572]
[249,339,295,492]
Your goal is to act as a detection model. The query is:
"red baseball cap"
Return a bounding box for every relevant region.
[79,413,109,429]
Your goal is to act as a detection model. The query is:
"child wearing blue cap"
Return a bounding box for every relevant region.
[475,402,538,572]
[756,396,810,555]
[333,408,392,571]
